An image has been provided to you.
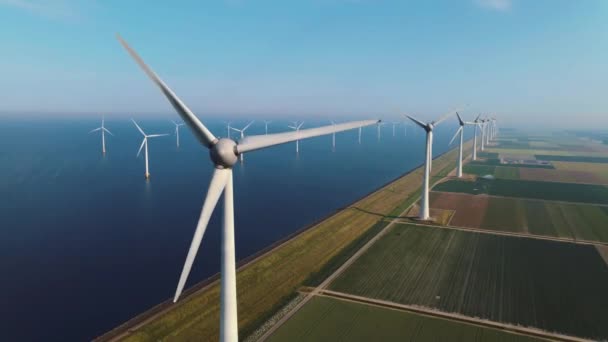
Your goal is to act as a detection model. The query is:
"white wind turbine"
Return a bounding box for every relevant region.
[406,110,456,220]
[449,112,476,178]
[392,122,399,137]
[288,121,305,153]
[330,120,336,150]
[471,114,482,160]
[263,120,272,135]
[376,121,385,141]
[117,34,379,342]
[230,121,255,161]
[132,119,168,179]
[358,126,362,144]
[171,120,185,147]
[89,117,113,154]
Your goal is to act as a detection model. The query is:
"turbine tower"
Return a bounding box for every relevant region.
[117,34,379,342]
[392,122,399,137]
[132,119,168,179]
[287,121,304,153]
[358,126,362,144]
[406,110,456,220]
[171,120,185,147]
[471,114,481,160]
[89,117,113,154]
[263,120,272,135]
[230,121,255,161]
[330,120,336,150]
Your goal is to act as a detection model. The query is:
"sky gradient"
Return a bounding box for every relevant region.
[0,0,606,127]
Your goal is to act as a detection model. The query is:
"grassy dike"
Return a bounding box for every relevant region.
[98,142,471,342]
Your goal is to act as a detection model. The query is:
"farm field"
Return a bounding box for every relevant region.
[328,224,608,340]
[267,296,544,342]
[488,148,608,157]
[433,178,608,204]
[463,164,520,179]
[517,167,608,184]
[535,155,608,163]
[469,159,554,169]
[430,191,608,242]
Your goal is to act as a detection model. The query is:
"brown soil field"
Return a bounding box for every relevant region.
[518,168,605,184]
[405,205,454,225]
[429,192,489,228]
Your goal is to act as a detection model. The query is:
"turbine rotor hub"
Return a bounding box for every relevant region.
[210,138,238,168]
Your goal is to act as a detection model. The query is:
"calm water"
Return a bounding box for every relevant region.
[0,117,465,341]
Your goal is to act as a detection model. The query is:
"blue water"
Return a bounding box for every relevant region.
[0,117,466,341]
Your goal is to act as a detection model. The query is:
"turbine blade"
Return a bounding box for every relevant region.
[449,126,463,146]
[297,122,304,129]
[434,108,459,126]
[89,127,102,133]
[237,119,379,154]
[242,120,255,131]
[287,125,296,130]
[117,34,217,148]
[136,138,146,157]
[230,127,241,132]
[103,127,114,136]
[456,112,464,125]
[405,115,427,129]
[147,134,169,138]
[132,119,146,136]
[174,168,230,302]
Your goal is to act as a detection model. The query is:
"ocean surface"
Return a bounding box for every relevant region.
[0,116,467,341]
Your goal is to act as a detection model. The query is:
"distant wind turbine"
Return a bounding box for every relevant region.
[406,109,457,220]
[472,114,482,160]
[288,121,304,153]
[171,120,185,147]
[117,34,379,342]
[449,112,476,178]
[132,119,168,179]
[89,117,113,154]
[330,120,336,150]
[263,120,272,135]
[230,121,255,161]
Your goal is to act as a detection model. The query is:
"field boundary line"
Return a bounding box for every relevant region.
[392,219,608,247]
[431,190,608,208]
[315,290,591,342]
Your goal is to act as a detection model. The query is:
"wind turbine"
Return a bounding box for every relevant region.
[132,119,168,179]
[479,118,487,151]
[288,121,305,153]
[89,117,113,154]
[376,121,385,141]
[449,113,476,178]
[224,122,232,139]
[171,120,185,147]
[230,121,255,161]
[406,110,456,220]
[117,34,379,342]
[392,122,399,137]
[472,114,481,160]
[330,120,336,150]
[263,120,272,135]
[358,126,362,144]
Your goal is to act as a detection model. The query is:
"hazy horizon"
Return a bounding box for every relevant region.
[0,0,606,129]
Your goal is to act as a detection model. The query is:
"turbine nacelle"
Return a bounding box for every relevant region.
[210,138,239,168]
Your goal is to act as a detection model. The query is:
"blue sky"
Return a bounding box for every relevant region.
[0,0,606,127]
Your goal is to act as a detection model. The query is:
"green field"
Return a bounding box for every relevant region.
[267,296,543,342]
[431,192,608,242]
[328,224,608,340]
[536,155,608,163]
[469,159,554,169]
[463,164,520,179]
[433,178,608,204]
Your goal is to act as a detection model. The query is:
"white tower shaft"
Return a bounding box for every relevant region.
[420,130,431,220]
[457,128,463,177]
[144,139,150,179]
[220,171,238,342]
